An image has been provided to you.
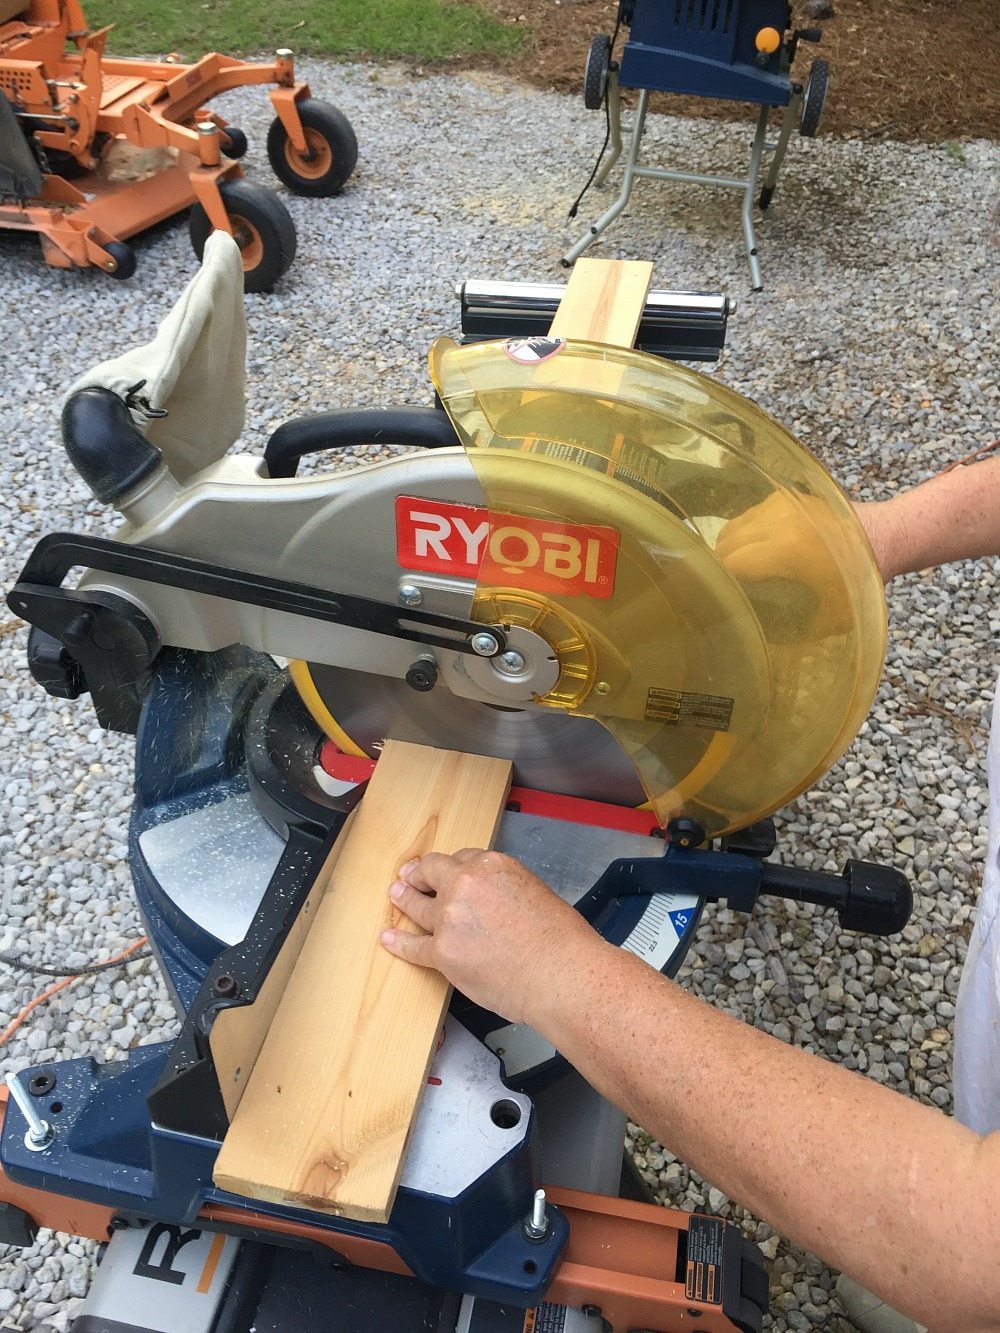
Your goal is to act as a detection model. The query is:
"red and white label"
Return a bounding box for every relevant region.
[395,497,619,599]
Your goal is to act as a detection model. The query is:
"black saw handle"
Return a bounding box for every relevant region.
[264,406,460,478]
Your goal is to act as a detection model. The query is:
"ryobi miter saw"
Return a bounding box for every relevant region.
[0,237,911,1333]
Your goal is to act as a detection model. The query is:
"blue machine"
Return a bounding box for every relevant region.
[0,273,911,1333]
[565,0,831,288]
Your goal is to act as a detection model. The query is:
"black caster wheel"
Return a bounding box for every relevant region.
[220,126,249,160]
[189,178,297,293]
[102,240,137,280]
[800,58,829,138]
[266,98,358,197]
[584,33,612,110]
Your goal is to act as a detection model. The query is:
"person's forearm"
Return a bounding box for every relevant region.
[861,455,1000,580]
[539,935,1000,1332]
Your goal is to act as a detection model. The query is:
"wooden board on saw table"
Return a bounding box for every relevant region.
[548,257,654,348]
[212,740,512,1222]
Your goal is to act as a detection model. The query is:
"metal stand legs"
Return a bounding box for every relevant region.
[564,76,795,291]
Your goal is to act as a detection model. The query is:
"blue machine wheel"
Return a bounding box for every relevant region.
[800,58,829,138]
[584,32,612,110]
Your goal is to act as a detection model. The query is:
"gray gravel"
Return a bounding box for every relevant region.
[1,59,997,1332]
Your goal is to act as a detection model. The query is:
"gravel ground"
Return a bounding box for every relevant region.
[0,61,997,1332]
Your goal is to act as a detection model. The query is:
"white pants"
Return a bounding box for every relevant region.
[953,682,1000,1134]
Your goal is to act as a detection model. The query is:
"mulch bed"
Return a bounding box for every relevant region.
[449,0,1000,141]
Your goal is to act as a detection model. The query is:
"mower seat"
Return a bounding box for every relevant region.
[0,93,42,200]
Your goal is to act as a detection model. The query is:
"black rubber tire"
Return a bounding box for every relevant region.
[799,58,829,138]
[583,33,612,110]
[266,99,358,197]
[220,125,248,160]
[103,240,137,280]
[188,179,297,293]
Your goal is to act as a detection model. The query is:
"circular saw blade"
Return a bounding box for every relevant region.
[293,661,648,806]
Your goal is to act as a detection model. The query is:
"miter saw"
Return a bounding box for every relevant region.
[0,236,913,1333]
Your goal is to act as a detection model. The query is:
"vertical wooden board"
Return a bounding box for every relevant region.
[548,257,654,348]
[209,809,357,1121]
[212,741,512,1222]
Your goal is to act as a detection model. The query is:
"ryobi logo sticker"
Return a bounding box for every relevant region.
[396,497,620,599]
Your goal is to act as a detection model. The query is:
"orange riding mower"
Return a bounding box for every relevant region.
[0,0,358,289]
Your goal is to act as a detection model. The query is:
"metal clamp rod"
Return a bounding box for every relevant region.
[459,279,729,320]
[5,1075,53,1151]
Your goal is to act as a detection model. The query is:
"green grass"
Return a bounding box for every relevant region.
[85,0,524,63]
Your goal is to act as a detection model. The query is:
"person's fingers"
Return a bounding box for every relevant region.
[388,879,436,931]
[396,850,478,894]
[379,927,436,968]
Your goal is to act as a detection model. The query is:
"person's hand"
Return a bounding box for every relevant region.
[379,849,599,1026]
[714,489,889,634]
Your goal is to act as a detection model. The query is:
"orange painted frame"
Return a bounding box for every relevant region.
[0,1091,749,1332]
[0,2,313,270]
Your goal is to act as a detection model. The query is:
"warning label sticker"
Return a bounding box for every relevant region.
[523,1305,570,1332]
[686,1213,725,1305]
[645,688,734,732]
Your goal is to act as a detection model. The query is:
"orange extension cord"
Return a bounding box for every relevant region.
[0,936,149,1049]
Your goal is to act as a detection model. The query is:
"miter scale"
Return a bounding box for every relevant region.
[0,239,912,1333]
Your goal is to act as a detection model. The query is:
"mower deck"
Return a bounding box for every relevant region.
[0,3,358,286]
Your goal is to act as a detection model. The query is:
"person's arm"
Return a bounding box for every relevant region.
[380,852,1000,1333]
[856,454,1000,579]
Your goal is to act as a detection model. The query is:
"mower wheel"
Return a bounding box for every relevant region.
[188,179,297,293]
[799,59,829,138]
[220,126,249,160]
[103,241,137,280]
[584,33,612,110]
[266,99,358,197]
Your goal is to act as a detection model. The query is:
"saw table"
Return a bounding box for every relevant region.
[1,249,911,1332]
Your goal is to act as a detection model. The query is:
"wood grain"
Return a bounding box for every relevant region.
[213,741,512,1222]
[209,811,357,1121]
[548,257,654,347]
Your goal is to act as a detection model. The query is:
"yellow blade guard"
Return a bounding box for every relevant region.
[429,336,886,838]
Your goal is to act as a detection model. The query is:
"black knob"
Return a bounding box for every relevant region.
[27,626,85,699]
[723,818,777,860]
[838,860,913,936]
[405,659,438,692]
[666,817,706,848]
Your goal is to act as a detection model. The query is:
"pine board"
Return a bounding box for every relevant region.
[213,741,512,1222]
[548,257,654,347]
